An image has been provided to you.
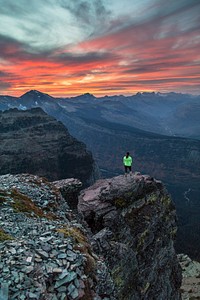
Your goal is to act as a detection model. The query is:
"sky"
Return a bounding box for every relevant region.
[0,0,200,97]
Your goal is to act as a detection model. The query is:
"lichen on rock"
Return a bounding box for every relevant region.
[0,227,13,242]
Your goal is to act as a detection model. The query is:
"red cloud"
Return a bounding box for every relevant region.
[0,15,199,96]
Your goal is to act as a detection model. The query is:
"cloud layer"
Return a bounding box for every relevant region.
[0,0,199,96]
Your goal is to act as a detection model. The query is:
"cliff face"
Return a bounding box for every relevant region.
[0,108,98,186]
[78,173,182,300]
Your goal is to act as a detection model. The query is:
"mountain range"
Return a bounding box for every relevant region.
[0,90,200,260]
[1,90,200,139]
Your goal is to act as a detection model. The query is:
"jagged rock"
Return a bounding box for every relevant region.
[0,108,99,186]
[53,178,82,209]
[78,174,182,300]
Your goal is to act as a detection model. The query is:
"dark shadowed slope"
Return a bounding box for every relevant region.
[0,108,98,186]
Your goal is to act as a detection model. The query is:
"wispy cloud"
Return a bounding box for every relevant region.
[0,0,199,96]
[0,0,110,52]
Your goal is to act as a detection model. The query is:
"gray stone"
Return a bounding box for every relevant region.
[57,286,67,293]
[67,282,76,294]
[70,288,79,299]
[25,266,34,274]
[35,250,49,259]
[9,248,17,255]
[39,236,52,241]
[11,291,21,298]
[58,244,67,250]
[58,269,70,279]
[34,258,42,263]
[26,256,33,263]
[28,292,38,299]
[55,272,77,288]
[52,268,63,274]
[0,283,9,300]
[3,267,9,273]
[60,293,67,300]
[57,253,67,259]
[74,278,80,288]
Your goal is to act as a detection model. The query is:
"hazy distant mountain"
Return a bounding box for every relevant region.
[0,90,200,139]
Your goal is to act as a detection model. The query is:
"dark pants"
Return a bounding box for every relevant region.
[124,165,132,173]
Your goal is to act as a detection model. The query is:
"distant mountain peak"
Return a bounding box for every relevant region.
[79,93,95,99]
[20,90,53,99]
[30,89,40,94]
[83,92,95,97]
[135,92,156,97]
[72,92,96,102]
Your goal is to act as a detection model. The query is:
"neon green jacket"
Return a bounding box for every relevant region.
[123,155,132,166]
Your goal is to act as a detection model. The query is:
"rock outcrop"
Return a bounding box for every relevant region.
[78,173,182,300]
[0,108,99,187]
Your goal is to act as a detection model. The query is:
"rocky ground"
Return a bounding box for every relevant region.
[179,254,200,300]
[0,174,114,300]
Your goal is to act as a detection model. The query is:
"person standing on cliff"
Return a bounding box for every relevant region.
[123,152,132,176]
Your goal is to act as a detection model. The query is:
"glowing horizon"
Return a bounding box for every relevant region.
[0,0,200,97]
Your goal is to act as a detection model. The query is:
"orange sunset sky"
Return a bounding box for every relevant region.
[0,0,200,97]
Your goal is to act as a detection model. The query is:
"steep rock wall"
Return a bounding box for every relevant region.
[78,173,182,299]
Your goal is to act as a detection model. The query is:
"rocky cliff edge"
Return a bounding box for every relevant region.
[78,173,182,300]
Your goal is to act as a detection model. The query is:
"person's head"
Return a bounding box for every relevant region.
[126,152,130,158]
